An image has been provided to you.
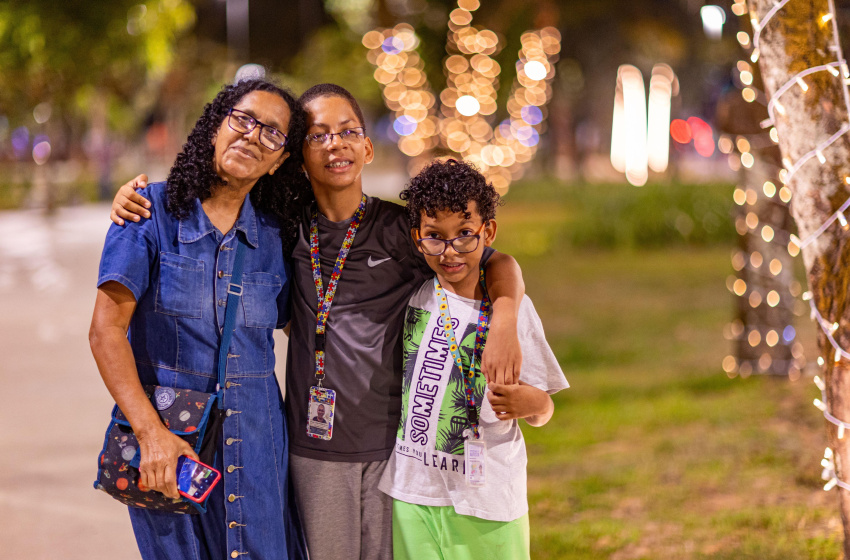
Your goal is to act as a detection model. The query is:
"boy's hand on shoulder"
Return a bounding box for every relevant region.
[486,381,553,426]
[111,174,151,226]
[481,313,521,385]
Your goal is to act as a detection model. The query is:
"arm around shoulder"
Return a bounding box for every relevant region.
[481,251,525,385]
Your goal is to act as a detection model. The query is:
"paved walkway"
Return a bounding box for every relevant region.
[0,203,288,558]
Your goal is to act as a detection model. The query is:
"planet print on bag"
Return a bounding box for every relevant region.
[121,446,137,461]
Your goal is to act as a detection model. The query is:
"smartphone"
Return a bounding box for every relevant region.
[176,455,222,504]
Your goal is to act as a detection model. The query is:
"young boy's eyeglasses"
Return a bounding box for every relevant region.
[416,223,486,256]
[227,108,288,151]
[305,127,365,148]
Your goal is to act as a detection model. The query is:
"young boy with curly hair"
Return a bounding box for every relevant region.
[379,159,569,560]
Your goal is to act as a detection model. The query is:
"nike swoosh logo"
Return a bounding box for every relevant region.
[368,256,392,267]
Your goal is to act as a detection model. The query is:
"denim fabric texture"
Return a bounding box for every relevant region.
[97,182,305,560]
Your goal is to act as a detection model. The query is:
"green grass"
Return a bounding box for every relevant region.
[495,192,843,559]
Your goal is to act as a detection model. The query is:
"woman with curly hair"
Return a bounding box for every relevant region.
[89,78,308,560]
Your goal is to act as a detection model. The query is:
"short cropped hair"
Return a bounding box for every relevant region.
[299,83,367,134]
[400,159,501,229]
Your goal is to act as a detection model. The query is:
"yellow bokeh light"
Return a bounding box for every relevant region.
[362,30,383,49]
[374,68,395,85]
[446,55,469,74]
[734,279,747,296]
[732,251,746,271]
[449,8,473,26]
[769,259,782,275]
[746,212,759,229]
[733,188,746,205]
[788,240,800,257]
[766,291,780,307]
[750,251,763,268]
[399,136,425,157]
[748,330,761,346]
[763,181,776,197]
[761,225,775,242]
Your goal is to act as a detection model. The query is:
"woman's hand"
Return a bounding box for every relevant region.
[111,174,151,226]
[136,425,200,499]
[486,381,554,426]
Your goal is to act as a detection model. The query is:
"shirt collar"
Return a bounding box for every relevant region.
[178,193,260,248]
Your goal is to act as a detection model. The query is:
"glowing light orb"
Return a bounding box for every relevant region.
[520,105,543,125]
[670,119,691,144]
[783,325,796,342]
[381,36,404,55]
[456,95,481,116]
[393,115,418,136]
[515,126,539,147]
[523,61,547,81]
[32,136,51,165]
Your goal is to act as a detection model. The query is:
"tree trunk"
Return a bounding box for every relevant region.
[751,0,850,553]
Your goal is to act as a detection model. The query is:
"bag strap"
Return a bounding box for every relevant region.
[216,235,248,405]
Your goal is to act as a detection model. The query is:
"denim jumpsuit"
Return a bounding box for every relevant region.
[98,182,306,560]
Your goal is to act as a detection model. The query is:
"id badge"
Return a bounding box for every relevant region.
[464,436,487,487]
[307,386,336,440]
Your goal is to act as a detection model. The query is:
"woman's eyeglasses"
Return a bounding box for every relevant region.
[416,223,486,256]
[305,127,365,148]
[227,108,287,152]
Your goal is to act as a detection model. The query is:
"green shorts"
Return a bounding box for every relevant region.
[392,500,530,560]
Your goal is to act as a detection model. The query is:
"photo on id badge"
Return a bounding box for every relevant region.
[307,386,336,440]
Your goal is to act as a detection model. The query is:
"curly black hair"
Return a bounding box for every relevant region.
[165,78,313,254]
[299,83,367,133]
[400,159,502,228]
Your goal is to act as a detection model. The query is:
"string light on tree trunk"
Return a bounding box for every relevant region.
[732,0,850,493]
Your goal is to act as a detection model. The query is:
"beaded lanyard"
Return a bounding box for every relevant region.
[310,194,368,386]
[433,267,491,439]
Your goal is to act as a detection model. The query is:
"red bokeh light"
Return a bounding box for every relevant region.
[670,119,692,144]
[686,117,715,157]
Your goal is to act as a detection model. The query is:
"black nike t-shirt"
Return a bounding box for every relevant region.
[286,197,434,462]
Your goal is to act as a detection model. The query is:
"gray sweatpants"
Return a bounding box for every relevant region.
[290,455,393,560]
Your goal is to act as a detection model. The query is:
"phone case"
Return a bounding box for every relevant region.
[176,455,222,504]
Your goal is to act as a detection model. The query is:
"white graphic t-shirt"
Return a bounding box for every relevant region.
[378,281,569,522]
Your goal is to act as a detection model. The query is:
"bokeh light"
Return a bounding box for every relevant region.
[363,14,560,192]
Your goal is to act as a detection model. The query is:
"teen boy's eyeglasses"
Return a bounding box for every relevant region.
[305,127,365,148]
[227,108,288,152]
[416,223,487,256]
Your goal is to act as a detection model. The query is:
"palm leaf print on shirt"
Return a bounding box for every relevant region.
[398,305,431,440]
[434,324,485,454]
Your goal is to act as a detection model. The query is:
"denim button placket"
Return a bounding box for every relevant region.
[115,184,302,558]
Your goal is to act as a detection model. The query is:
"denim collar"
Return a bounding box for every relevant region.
[178,193,260,248]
